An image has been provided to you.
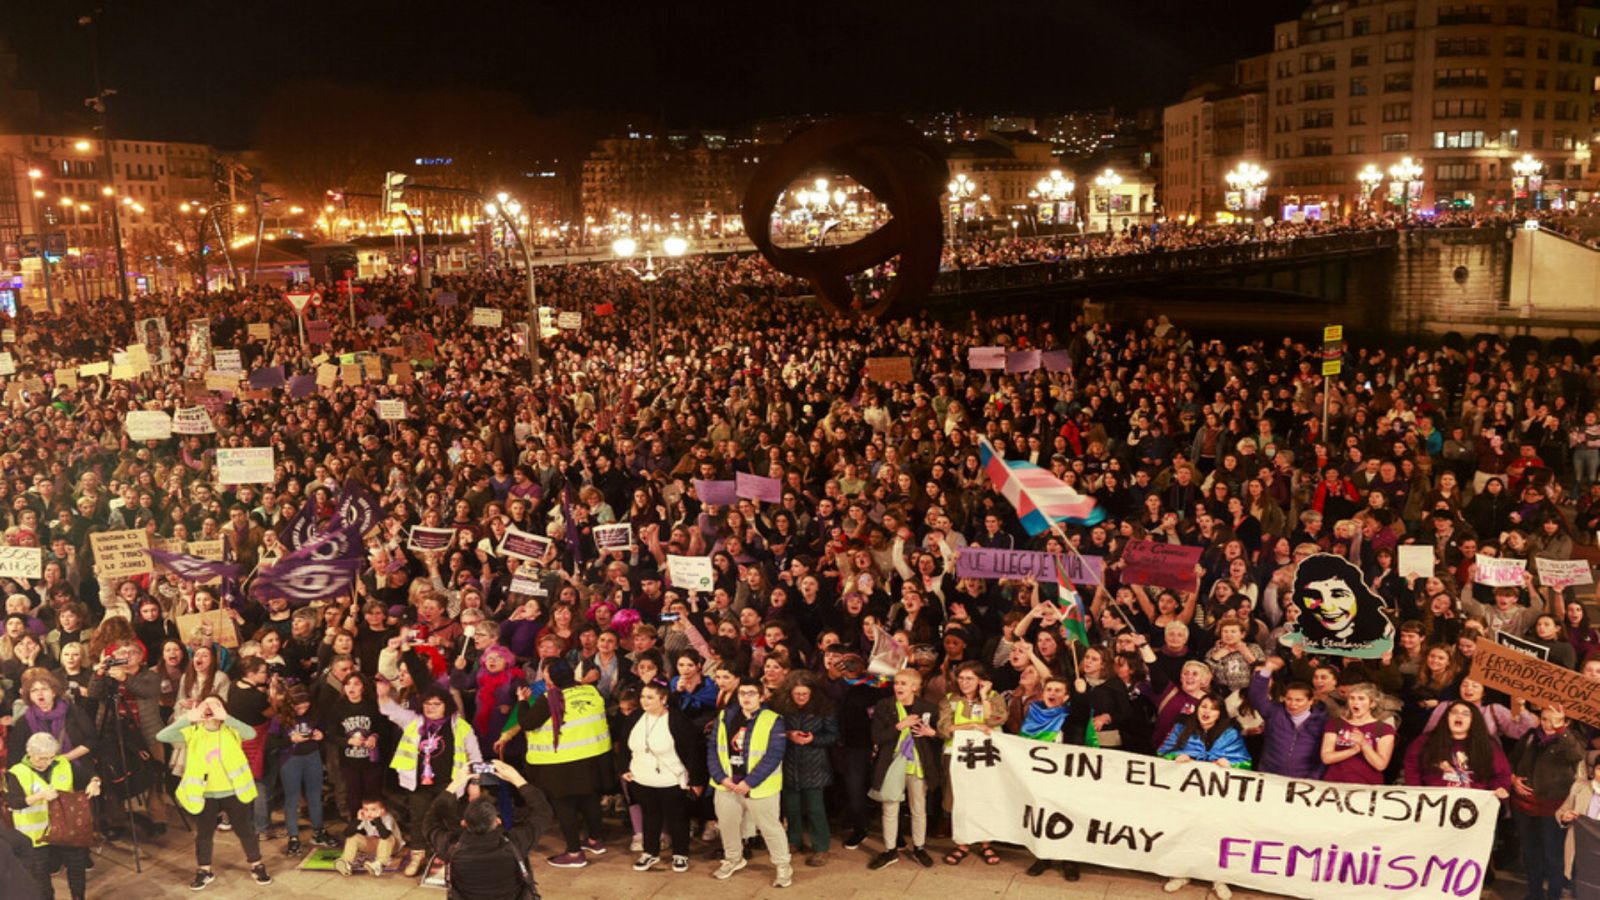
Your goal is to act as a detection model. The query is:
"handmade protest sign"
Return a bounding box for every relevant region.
[0,546,42,579]
[124,410,173,441]
[955,547,1105,586]
[177,610,239,649]
[248,323,271,341]
[1397,544,1435,580]
[216,447,275,485]
[188,539,225,561]
[213,349,242,373]
[864,356,914,383]
[967,346,1006,370]
[78,361,109,377]
[1040,349,1072,373]
[1006,349,1041,373]
[205,371,239,393]
[407,526,455,553]
[667,554,715,592]
[92,529,152,578]
[593,523,634,552]
[0,352,15,376]
[472,307,503,327]
[1537,558,1593,590]
[557,311,582,330]
[126,343,151,373]
[1121,541,1203,592]
[376,399,406,421]
[54,368,78,389]
[498,527,553,562]
[1284,553,1394,658]
[735,472,783,503]
[509,572,547,596]
[316,363,337,388]
[1494,630,1550,661]
[1471,638,1600,727]
[692,479,739,506]
[950,732,1498,900]
[1474,554,1526,588]
[172,406,216,434]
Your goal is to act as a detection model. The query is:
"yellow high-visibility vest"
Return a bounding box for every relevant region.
[174,725,258,814]
[391,716,472,784]
[8,759,74,847]
[714,708,783,799]
[945,696,987,754]
[525,684,611,765]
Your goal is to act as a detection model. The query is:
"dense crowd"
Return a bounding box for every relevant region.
[0,226,1598,900]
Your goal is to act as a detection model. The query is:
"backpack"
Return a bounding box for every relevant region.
[445,832,537,900]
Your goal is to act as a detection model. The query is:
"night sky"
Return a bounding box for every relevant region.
[6,1,1297,148]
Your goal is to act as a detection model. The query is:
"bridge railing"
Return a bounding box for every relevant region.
[868,229,1401,297]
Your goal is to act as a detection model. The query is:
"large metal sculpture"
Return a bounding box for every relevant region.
[741,116,948,319]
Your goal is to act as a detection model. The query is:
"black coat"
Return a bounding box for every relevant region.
[869,696,941,794]
[615,706,709,788]
[428,780,554,900]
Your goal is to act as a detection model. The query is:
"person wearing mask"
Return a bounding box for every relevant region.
[7,732,101,900]
[620,681,707,874]
[495,659,611,869]
[867,669,940,871]
[1509,703,1586,900]
[429,759,554,900]
[706,676,793,888]
[158,696,272,890]
[1247,655,1328,778]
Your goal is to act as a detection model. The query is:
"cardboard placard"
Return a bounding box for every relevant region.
[864,356,914,383]
[177,610,239,649]
[216,447,275,485]
[498,527,554,562]
[213,349,243,373]
[205,371,240,393]
[557,311,582,330]
[666,554,715,592]
[377,399,406,421]
[0,352,17,376]
[316,363,338,388]
[91,529,152,578]
[967,346,1006,370]
[1537,558,1593,589]
[78,361,110,377]
[188,538,226,560]
[472,307,503,328]
[1121,540,1204,592]
[1397,544,1435,580]
[248,323,271,341]
[1471,637,1600,726]
[54,368,78,389]
[172,406,216,435]
[124,410,173,441]
[0,546,43,579]
[340,364,362,386]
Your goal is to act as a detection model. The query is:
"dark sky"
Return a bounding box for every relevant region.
[6,1,1298,148]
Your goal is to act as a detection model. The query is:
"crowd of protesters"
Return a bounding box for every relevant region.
[0,223,1598,899]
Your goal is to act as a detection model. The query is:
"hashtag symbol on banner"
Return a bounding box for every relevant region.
[957,738,1002,770]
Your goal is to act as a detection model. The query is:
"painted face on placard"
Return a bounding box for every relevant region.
[1301,576,1360,637]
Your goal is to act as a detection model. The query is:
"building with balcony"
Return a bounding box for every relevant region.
[1163,56,1270,222]
[1262,0,1600,217]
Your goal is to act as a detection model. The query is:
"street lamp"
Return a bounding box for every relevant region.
[1224,162,1268,214]
[1357,164,1384,211]
[946,173,975,242]
[482,197,542,378]
[1094,168,1123,234]
[614,235,689,359]
[1387,156,1424,215]
[1033,170,1074,233]
[1511,154,1544,214]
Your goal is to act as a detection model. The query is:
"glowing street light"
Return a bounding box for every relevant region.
[1387,156,1425,214]
[614,235,690,358]
[1511,154,1544,213]
[1357,164,1384,210]
[1224,162,1268,213]
[1094,168,1123,233]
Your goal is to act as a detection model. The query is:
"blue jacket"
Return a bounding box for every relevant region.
[706,705,787,792]
[1157,723,1252,768]
[669,675,719,716]
[1247,669,1328,779]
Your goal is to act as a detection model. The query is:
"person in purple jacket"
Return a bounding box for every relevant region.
[1246,655,1328,779]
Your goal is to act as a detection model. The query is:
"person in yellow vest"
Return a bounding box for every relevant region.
[494,658,610,869]
[935,661,1006,867]
[6,732,100,900]
[376,681,481,869]
[156,695,272,890]
[866,669,941,872]
[706,676,793,888]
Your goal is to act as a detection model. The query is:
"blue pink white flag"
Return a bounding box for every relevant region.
[978,436,1103,535]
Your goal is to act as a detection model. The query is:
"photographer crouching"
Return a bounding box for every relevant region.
[424,758,553,900]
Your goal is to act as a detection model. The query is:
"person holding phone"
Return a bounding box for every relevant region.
[867,669,940,870]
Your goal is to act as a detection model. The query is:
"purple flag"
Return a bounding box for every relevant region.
[735,472,783,503]
[248,366,285,389]
[1041,349,1072,373]
[288,374,316,399]
[282,497,320,550]
[300,515,365,562]
[252,555,361,605]
[693,479,738,505]
[336,479,385,539]
[366,314,387,328]
[1005,350,1042,373]
[149,548,241,583]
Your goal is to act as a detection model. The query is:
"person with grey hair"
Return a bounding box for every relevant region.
[6,730,101,900]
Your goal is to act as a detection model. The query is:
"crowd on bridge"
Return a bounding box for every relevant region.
[0,224,1599,900]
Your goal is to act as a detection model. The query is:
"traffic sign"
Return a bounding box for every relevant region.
[286,292,315,314]
[1322,359,1342,376]
[1322,325,1342,343]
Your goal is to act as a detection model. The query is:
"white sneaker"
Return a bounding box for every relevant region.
[713,857,747,880]
[1164,878,1190,893]
[633,854,660,872]
[701,821,720,843]
[630,834,644,853]
[365,861,384,877]
[773,865,793,888]
[1211,883,1232,900]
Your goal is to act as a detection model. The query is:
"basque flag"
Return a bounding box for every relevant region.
[977,436,1104,535]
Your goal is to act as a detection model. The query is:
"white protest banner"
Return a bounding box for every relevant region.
[593,523,634,552]
[666,554,715,592]
[78,361,109,378]
[471,307,503,328]
[216,447,275,485]
[376,399,406,421]
[213,349,243,373]
[1397,544,1435,580]
[1,328,13,343]
[557,311,582,330]
[0,352,15,376]
[91,529,152,578]
[509,572,547,597]
[408,526,456,552]
[1537,557,1593,589]
[951,732,1498,900]
[0,546,42,579]
[1474,554,1526,588]
[498,526,553,562]
[124,410,173,441]
[172,406,216,435]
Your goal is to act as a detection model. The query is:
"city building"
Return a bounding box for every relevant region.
[943,131,1075,237]
[579,132,748,235]
[1163,56,1270,222]
[1262,0,1600,217]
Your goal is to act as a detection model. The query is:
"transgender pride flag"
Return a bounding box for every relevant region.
[978,436,1104,535]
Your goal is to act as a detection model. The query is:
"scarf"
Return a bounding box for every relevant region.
[474,664,519,736]
[417,716,446,785]
[24,700,72,756]
[1021,701,1068,742]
